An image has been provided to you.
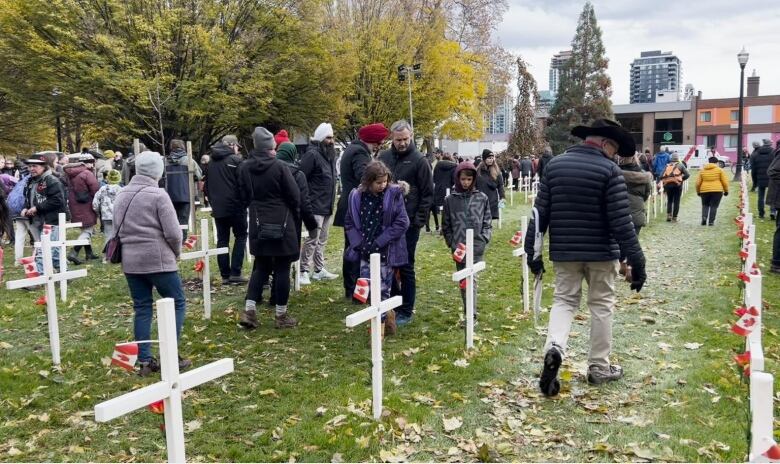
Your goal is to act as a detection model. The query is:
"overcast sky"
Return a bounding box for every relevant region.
[496,0,780,104]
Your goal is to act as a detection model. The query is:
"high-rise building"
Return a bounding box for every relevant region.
[630,50,682,104]
[485,94,515,135]
[549,50,572,95]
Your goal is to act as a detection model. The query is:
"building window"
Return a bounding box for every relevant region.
[700,111,712,122]
[704,135,717,148]
[725,135,738,148]
[730,110,738,121]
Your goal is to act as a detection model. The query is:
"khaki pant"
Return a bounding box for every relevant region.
[300,214,332,273]
[543,260,618,370]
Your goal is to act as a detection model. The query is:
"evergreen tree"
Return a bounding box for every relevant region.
[507,56,540,158]
[545,1,613,153]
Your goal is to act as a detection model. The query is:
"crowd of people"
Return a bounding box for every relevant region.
[1,120,779,392]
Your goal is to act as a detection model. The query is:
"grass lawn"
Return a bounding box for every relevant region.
[0,179,777,462]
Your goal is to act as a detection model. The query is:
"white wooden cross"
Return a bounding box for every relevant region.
[512,215,530,315]
[292,229,309,292]
[94,298,234,463]
[744,260,764,374]
[179,218,228,319]
[451,229,486,349]
[749,371,775,462]
[33,212,88,302]
[197,207,218,246]
[6,233,87,365]
[345,253,403,420]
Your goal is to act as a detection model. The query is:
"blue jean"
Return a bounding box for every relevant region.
[215,214,247,278]
[33,224,60,273]
[392,226,420,317]
[125,271,187,361]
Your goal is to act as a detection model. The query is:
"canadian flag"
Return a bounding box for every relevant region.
[35,295,47,305]
[508,231,523,246]
[734,216,744,226]
[737,229,748,239]
[731,306,760,336]
[733,351,751,366]
[459,278,467,290]
[739,249,749,260]
[42,224,52,235]
[148,400,165,415]
[762,438,780,461]
[19,256,39,278]
[737,271,751,283]
[0,247,4,283]
[353,278,369,303]
[453,243,466,263]
[183,235,198,250]
[110,343,139,371]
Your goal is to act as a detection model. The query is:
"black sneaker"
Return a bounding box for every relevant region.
[587,364,624,385]
[138,357,160,377]
[539,345,562,397]
[228,275,249,285]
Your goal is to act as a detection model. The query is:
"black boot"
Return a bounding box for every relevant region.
[68,247,84,265]
[84,245,99,260]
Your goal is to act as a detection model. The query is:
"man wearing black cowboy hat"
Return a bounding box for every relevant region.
[524,118,646,396]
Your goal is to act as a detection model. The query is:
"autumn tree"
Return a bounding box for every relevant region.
[507,56,540,159]
[545,1,613,153]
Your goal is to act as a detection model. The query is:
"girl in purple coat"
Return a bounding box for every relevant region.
[345,161,410,336]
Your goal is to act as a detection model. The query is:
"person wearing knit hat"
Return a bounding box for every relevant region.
[136,151,165,179]
[104,150,115,160]
[252,127,276,154]
[298,122,339,284]
[275,130,291,148]
[333,122,390,298]
[92,169,124,260]
[276,142,299,165]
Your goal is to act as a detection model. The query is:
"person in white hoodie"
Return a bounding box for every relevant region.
[92,169,123,260]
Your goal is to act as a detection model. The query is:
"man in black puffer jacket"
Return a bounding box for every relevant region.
[524,119,646,397]
[751,139,775,219]
[333,123,390,299]
[205,141,247,285]
[378,119,434,326]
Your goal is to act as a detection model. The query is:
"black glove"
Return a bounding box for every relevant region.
[627,252,646,292]
[527,255,544,276]
[723,191,729,196]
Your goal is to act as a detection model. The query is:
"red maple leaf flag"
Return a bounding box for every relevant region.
[509,231,523,246]
[459,278,467,290]
[148,400,164,415]
[42,224,52,235]
[737,272,751,283]
[739,249,749,260]
[110,343,139,371]
[19,256,39,278]
[763,438,780,461]
[183,235,198,250]
[731,307,760,337]
[453,243,466,263]
[733,351,751,366]
[353,278,369,304]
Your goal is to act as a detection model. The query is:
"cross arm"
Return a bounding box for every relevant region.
[94,381,171,422]
[180,247,229,261]
[512,248,525,257]
[345,296,403,327]
[6,275,48,289]
[34,239,89,248]
[49,269,88,283]
[452,261,486,281]
[179,359,234,391]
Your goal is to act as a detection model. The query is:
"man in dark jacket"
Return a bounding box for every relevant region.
[767,140,780,273]
[751,139,775,219]
[519,156,533,186]
[378,119,434,325]
[21,153,67,272]
[536,147,553,178]
[525,119,646,397]
[165,139,202,227]
[299,122,339,285]
[333,123,390,299]
[205,141,247,285]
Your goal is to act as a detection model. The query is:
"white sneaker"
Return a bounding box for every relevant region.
[299,272,311,286]
[312,269,339,281]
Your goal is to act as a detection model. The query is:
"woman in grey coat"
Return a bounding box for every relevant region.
[112,151,190,376]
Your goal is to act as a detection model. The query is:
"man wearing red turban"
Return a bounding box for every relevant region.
[333,123,389,300]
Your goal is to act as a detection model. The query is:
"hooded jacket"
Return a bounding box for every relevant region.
[204,143,244,218]
[433,159,457,208]
[334,139,372,227]
[344,184,409,267]
[537,153,554,177]
[442,162,492,260]
[696,163,729,194]
[476,163,505,219]
[237,149,301,258]
[92,183,122,221]
[23,169,67,225]
[751,145,774,188]
[63,162,99,227]
[279,157,318,245]
[620,163,653,228]
[524,143,643,262]
[378,142,434,228]
[299,140,337,216]
[653,151,671,178]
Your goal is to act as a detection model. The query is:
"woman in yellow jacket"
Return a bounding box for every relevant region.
[696,155,729,226]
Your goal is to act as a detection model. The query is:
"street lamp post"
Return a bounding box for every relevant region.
[734,47,749,181]
[398,64,422,133]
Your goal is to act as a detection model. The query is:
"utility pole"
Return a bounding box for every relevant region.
[398,63,422,132]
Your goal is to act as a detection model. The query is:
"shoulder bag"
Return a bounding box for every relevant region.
[105,187,149,263]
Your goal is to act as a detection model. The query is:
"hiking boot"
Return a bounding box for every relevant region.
[701,219,707,226]
[275,312,298,329]
[84,246,99,260]
[228,275,249,285]
[239,309,259,329]
[67,250,84,265]
[384,310,397,336]
[666,214,672,222]
[178,356,192,371]
[395,313,414,326]
[587,364,624,385]
[539,345,562,397]
[312,269,339,281]
[138,357,160,377]
[221,277,231,285]
[299,272,311,286]
[671,217,678,223]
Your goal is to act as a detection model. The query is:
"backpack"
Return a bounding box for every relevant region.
[163,159,190,203]
[661,163,683,186]
[7,174,30,216]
